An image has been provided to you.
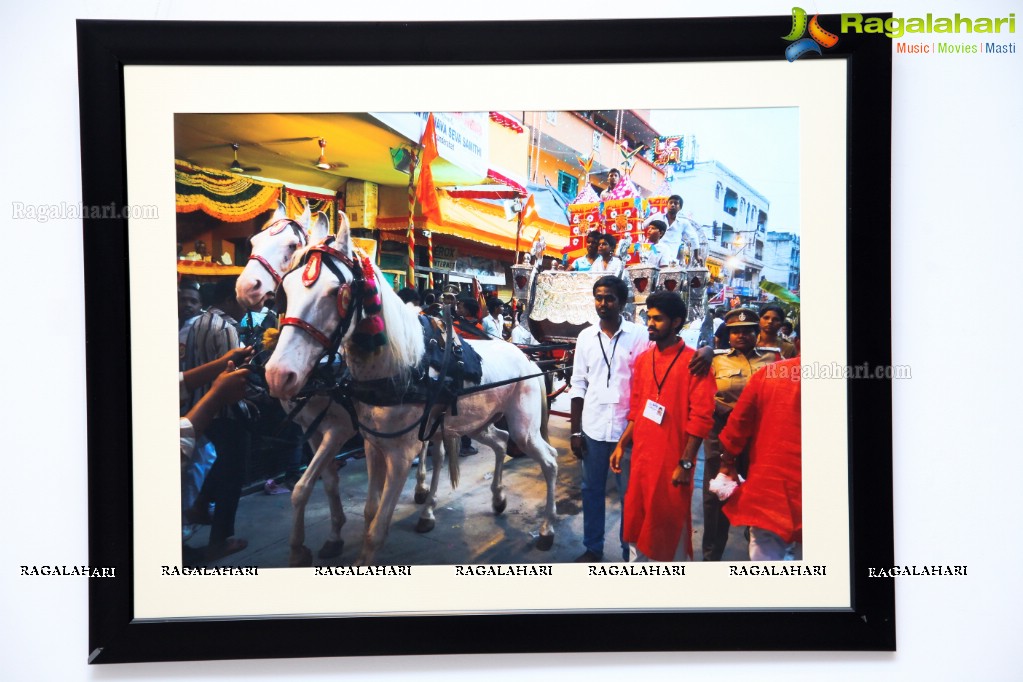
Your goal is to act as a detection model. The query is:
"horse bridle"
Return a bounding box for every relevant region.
[247,218,309,288]
[278,236,363,357]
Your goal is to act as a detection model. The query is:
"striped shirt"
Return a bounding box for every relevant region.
[181,309,240,412]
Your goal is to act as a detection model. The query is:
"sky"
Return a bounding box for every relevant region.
[649,107,800,234]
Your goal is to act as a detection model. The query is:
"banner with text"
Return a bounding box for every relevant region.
[372,112,490,179]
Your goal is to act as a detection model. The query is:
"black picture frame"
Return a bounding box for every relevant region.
[79,15,894,664]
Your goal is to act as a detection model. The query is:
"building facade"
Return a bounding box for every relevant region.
[762,231,800,293]
[669,160,770,300]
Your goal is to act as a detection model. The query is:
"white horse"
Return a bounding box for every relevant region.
[264,232,558,566]
[236,201,454,566]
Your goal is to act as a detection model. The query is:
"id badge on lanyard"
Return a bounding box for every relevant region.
[643,399,665,424]
[647,342,685,425]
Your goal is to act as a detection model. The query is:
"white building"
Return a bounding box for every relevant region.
[762,231,800,292]
[669,160,769,300]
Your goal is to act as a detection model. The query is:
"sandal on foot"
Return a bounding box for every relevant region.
[264,479,291,495]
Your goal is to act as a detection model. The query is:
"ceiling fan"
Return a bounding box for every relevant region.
[227,143,261,173]
[312,137,347,171]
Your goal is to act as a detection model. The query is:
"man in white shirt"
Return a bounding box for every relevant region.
[569,275,651,562]
[510,311,537,346]
[651,194,686,265]
[482,298,505,339]
[639,219,670,268]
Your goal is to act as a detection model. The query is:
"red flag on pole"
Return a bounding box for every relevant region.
[520,193,539,229]
[416,114,442,225]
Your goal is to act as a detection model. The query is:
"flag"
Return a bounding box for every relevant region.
[520,193,539,230]
[416,113,442,225]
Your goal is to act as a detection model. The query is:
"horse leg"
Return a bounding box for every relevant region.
[316,433,347,559]
[288,430,339,567]
[413,442,430,505]
[506,378,560,551]
[415,439,443,534]
[358,439,416,566]
[474,426,510,516]
[363,439,386,526]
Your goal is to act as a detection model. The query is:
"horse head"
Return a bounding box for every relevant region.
[265,236,357,400]
[236,200,332,311]
[267,260,425,405]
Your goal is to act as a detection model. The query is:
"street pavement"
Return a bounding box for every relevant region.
[186,393,750,567]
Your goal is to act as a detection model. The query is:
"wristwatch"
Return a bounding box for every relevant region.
[678,458,693,470]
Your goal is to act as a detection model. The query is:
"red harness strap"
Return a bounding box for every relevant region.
[248,253,283,287]
[279,316,333,349]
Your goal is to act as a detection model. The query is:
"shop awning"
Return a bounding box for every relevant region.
[489,111,525,133]
[485,168,528,195]
[445,184,522,200]
[377,191,567,257]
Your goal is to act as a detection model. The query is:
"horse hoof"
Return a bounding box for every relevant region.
[535,533,554,551]
[493,498,507,515]
[318,539,345,559]
[289,546,313,567]
[414,490,428,505]
[415,517,435,534]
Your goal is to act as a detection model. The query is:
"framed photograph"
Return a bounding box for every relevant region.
[80,15,894,663]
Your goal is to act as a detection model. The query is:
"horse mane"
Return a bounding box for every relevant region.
[362,263,425,384]
[283,236,425,385]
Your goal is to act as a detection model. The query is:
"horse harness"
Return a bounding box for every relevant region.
[247,218,309,288]
[271,237,555,442]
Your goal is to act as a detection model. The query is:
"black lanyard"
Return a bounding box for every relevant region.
[596,330,622,387]
[652,341,686,399]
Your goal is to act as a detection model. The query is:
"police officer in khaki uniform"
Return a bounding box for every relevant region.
[701,307,781,561]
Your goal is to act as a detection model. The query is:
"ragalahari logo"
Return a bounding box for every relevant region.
[783,7,839,61]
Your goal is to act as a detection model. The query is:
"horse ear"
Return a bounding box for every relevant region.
[270,199,287,223]
[297,201,312,229]
[333,210,352,255]
[309,211,329,242]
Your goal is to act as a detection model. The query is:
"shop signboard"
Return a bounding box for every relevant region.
[370,111,489,179]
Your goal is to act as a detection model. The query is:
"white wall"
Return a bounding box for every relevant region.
[3,1,1021,680]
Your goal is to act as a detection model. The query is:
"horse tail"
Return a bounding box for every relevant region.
[445,432,460,490]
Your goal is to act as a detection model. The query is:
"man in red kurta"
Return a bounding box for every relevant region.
[611,291,716,561]
[717,356,802,560]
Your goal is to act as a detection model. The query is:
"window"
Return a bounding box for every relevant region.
[723,188,739,216]
[721,225,735,248]
[546,110,558,125]
[557,170,578,199]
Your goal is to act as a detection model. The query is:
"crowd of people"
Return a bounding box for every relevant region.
[178,276,308,564]
[570,277,802,563]
[393,270,802,563]
[176,217,801,565]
